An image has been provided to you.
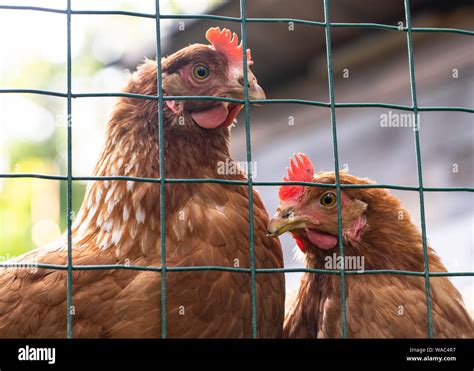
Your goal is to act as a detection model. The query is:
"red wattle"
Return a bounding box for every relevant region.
[191,104,229,129]
[306,229,338,250]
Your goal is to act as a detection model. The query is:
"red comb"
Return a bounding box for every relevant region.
[279,153,315,201]
[206,27,252,65]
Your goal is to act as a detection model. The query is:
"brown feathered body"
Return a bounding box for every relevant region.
[269,161,472,338]
[0,37,284,337]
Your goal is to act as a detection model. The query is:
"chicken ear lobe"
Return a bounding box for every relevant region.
[165,100,183,115]
[343,200,368,242]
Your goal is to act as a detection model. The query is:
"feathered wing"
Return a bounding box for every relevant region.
[284,265,473,338]
[344,274,473,338]
[163,184,285,338]
[0,240,161,338]
[430,275,473,338]
[0,242,69,338]
[0,185,284,338]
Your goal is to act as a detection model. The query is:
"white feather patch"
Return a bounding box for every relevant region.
[96,212,104,227]
[130,224,138,239]
[103,220,112,233]
[106,200,116,217]
[123,206,129,222]
[136,207,145,224]
[292,245,306,264]
[97,233,110,251]
[215,203,226,214]
[111,227,122,245]
[95,189,103,204]
[100,240,110,250]
[87,195,93,210]
[105,188,114,203]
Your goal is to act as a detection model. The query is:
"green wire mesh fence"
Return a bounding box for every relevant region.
[0,0,473,339]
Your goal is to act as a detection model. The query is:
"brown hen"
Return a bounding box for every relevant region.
[268,153,472,338]
[0,28,284,338]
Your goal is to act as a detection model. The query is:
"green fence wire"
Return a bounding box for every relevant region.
[322,0,347,337]
[0,1,473,339]
[66,0,73,339]
[154,0,168,339]
[403,0,433,338]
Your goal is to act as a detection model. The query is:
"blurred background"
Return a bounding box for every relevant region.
[0,0,472,316]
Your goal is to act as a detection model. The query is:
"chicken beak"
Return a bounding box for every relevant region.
[224,70,266,102]
[224,82,266,102]
[247,82,266,101]
[266,211,306,238]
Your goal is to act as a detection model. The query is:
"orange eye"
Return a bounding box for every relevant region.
[320,192,337,207]
[193,64,210,80]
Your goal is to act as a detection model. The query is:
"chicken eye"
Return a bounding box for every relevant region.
[320,192,337,207]
[193,64,210,80]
